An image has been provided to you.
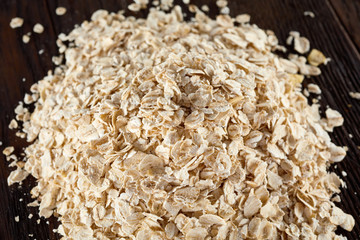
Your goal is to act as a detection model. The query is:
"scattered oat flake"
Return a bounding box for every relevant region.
[220,6,230,15]
[55,7,67,16]
[33,23,44,34]
[10,17,24,28]
[15,216,19,222]
[38,49,44,55]
[22,35,30,44]
[304,11,315,18]
[307,83,321,94]
[235,14,250,24]
[216,0,228,8]
[188,4,197,13]
[294,36,310,54]
[9,119,18,129]
[27,200,39,207]
[0,141,2,146]
[28,213,33,219]
[3,146,14,156]
[182,0,190,4]
[342,171,347,177]
[128,3,141,11]
[312,98,319,103]
[201,5,209,12]
[349,91,360,100]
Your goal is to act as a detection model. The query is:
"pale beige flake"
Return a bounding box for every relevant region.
[307,83,321,94]
[294,36,310,54]
[8,167,29,186]
[134,0,149,9]
[128,3,141,11]
[220,7,230,15]
[216,0,228,8]
[15,216,19,222]
[304,11,315,18]
[9,119,18,129]
[349,91,360,100]
[244,194,262,218]
[287,31,311,54]
[330,207,355,231]
[201,5,209,12]
[3,146,14,156]
[33,23,44,34]
[10,17,23,28]
[235,14,250,24]
[324,108,344,131]
[22,34,30,44]
[267,170,283,190]
[280,58,299,74]
[55,7,67,16]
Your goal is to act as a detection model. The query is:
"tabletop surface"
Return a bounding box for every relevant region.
[0,0,359,239]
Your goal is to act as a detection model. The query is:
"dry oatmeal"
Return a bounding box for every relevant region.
[55,7,67,16]
[22,34,30,44]
[10,17,23,28]
[307,83,322,94]
[3,146,14,156]
[304,11,315,18]
[349,91,360,100]
[33,23,44,34]
[5,4,354,240]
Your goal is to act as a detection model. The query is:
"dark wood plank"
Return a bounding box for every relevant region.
[329,0,360,52]
[0,0,359,239]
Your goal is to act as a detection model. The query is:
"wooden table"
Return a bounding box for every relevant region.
[0,0,359,239]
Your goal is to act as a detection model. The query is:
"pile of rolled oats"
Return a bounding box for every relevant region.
[6,4,355,240]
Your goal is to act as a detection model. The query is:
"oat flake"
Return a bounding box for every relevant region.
[55,7,67,16]
[10,17,23,28]
[33,23,44,34]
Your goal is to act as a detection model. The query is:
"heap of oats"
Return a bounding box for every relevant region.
[7,6,354,240]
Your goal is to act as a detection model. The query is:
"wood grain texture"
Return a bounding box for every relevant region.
[0,0,359,239]
[329,0,360,51]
